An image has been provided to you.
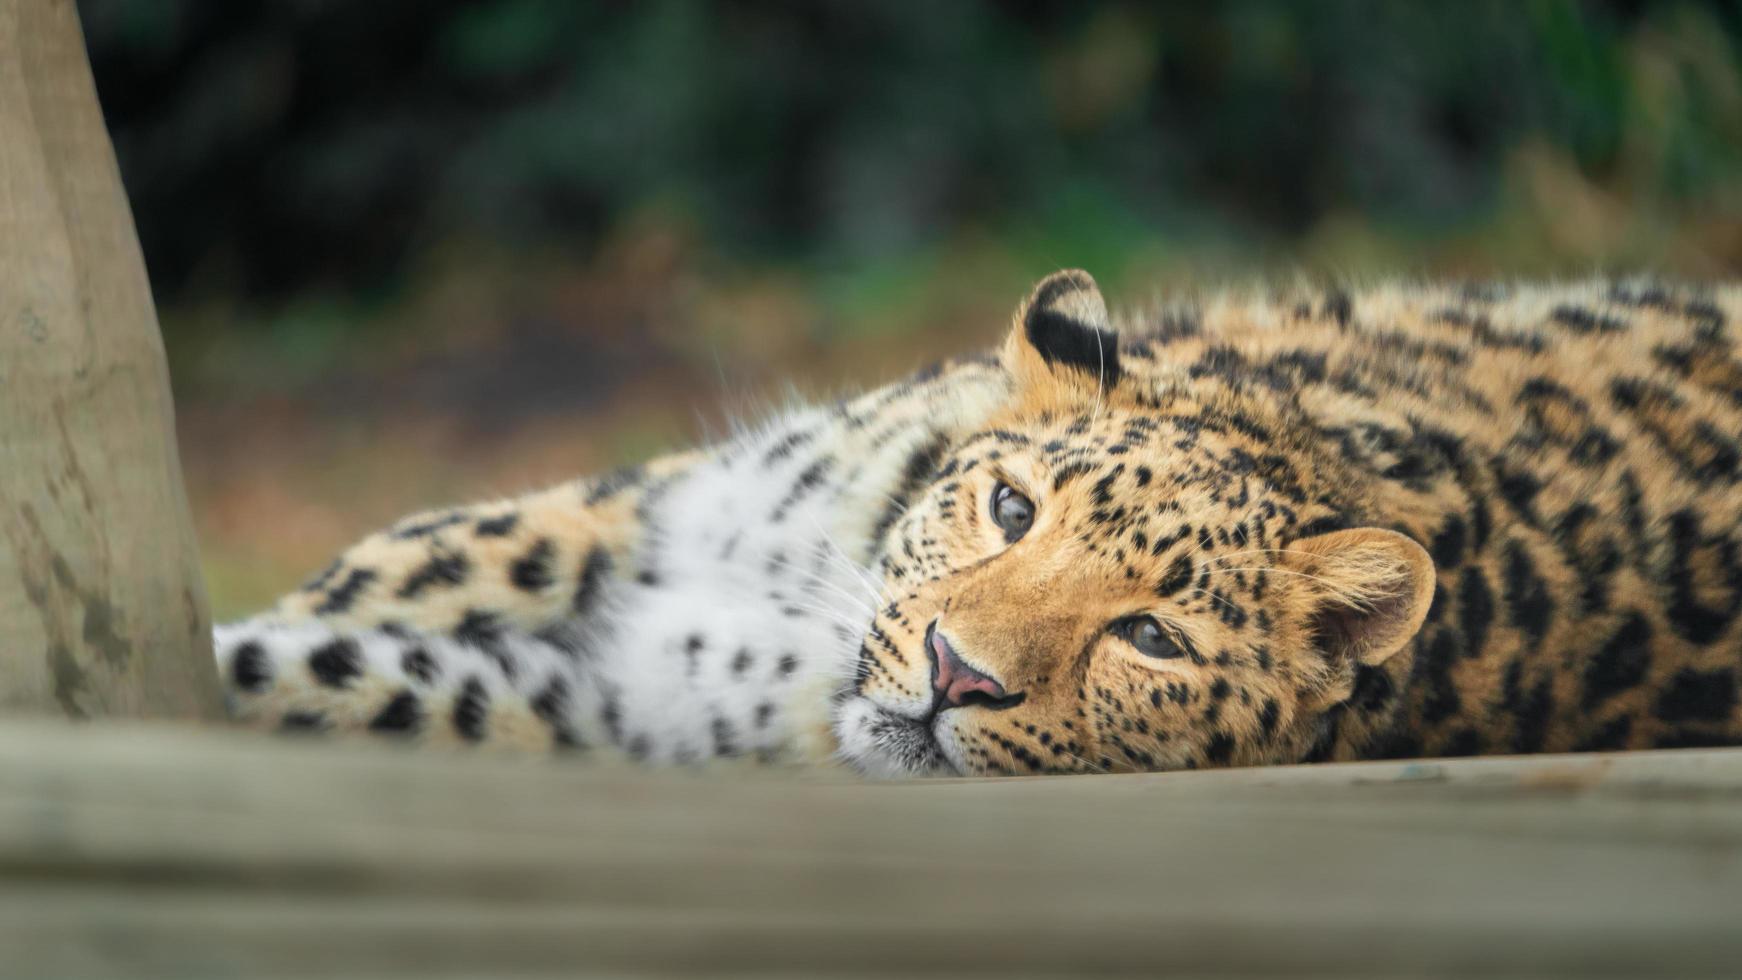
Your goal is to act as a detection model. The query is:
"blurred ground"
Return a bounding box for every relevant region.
[75,1,1742,617]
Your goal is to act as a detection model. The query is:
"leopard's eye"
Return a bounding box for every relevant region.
[989,482,1035,542]
[1117,616,1185,659]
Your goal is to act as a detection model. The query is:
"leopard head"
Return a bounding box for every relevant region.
[834,271,1435,776]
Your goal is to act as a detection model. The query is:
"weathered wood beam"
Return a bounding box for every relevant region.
[0,0,219,720]
[4,720,1741,977]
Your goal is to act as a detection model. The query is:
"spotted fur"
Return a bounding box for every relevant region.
[218,271,1742,777]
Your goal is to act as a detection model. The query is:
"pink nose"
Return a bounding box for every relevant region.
[928,623,1019,710]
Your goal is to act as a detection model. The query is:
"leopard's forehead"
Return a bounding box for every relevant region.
[940,401,1347,550]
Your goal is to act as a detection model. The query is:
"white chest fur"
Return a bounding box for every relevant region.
[579,369,1008,765]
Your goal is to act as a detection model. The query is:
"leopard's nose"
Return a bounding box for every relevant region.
[927,621,1024,711]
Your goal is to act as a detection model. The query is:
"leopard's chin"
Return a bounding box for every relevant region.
[832,696,961,778]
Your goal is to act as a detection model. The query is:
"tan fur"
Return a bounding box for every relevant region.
[852,271,1742,773]
[242,269,1742,775]
[273,452,701,634]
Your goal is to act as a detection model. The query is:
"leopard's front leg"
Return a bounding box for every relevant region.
[213,452,698,748]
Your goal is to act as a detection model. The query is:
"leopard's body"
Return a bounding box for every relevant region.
[217,272,1742,776]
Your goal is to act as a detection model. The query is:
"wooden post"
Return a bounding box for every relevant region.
[0,0,220,720]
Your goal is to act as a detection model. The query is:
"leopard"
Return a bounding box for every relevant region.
[214,269,1742,777]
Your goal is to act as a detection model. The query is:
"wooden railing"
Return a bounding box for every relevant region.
[6,719,1742,977]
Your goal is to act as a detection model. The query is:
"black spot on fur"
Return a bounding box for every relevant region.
[1551,504,1623,614]
[1090,469,1120,506]
[1417,628,1463,724]
[229,641,271,693]
[453,677,489,741]
[1146,308,1202,343]
[454,609,504,647]
[1258,698,1280,739]
[1301,706,1343,763]
[771,458,835,521]
[869,432,949,547]
[1653,667,1738,724]
[1469,496,1492,553]
[1294,514,1351,540]
[530,676,569,722]
[1350,664,1395,713]
[509,537,556,592]
[368,691,423,734]
[533,624,585,660]
[1501,542,1554,651]
[1494,466,1542,525]
[1203,732,1236,765]
[454,610,516,681]
[1608,375,1672,412]
[1664,510,1742,646]
[1190,346,1245,383]
[573,547,613,616]
[762,428,816,466]
[474,513,519,537]
[1430,515,1467,568]
[1568,425,1621,466]
[401,646,439,684]
[397,551,470,599]
[531,677,579,747]
[1256,349,1329,391]
[1684,423,1742,483]
[1155,554,1194,597]
[1321,289,1352,327]
[390,512,467,539]
[1580,612,1651,709]
[1550,304,1627,334]
[308,639,363,688]
[1051,461,1096,490]
[1456,568,1493,662]
[315,568,376,615]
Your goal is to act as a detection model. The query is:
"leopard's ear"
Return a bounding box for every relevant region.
[1281,527,1436,670]
[1003,269,1120,397]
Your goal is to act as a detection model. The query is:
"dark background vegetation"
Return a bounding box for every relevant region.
[75,0,1742,615]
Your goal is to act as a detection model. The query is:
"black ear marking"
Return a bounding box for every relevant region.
[1022,270,1121,386]
[1029,269,1098,311]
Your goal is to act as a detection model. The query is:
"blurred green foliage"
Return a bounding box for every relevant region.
[79,0,1742,321]
[90,0,1740,616]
